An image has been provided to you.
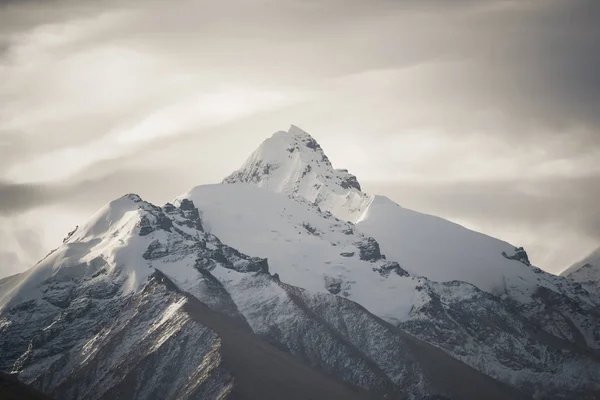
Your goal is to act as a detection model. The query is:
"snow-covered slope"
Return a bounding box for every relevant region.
[218,125,600,397]
[2,125,600,400]
[180,182,600,398]
[0,192,528,400]
[562,247,600,297]
[223,126,596,303]
[222,127,525,293]
[178,183,422,325]
[223,125,373,222]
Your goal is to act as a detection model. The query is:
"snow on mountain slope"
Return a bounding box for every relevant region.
[215,125,600,396]
[0,191,528,400]
[223,125,374,222]
[178,182,600,398]
[0,194,379,400]
[0,194,156,312]
[358,195,543,298]
[203,269,529,400]
[3,125,600,399]
[562,247,600,297]
[177,183,425,325]
[222,126,596,304]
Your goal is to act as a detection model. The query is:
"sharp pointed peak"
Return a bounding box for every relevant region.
[261,125,328,160]
[222,125,371,222]
[267,124,319,146]
[286,124,311,136]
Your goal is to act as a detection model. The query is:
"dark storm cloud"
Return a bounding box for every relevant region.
[0,181,56,214]
[0,170,177,216]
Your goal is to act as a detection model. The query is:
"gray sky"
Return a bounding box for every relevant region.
[1,0,599,277]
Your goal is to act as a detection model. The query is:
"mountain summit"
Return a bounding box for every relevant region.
[222,126,546,294]
[223,125,373,222]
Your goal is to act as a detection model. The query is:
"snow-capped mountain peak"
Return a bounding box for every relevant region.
[222,126,600,304]
[223,125,373,222]
[3,125,600,399]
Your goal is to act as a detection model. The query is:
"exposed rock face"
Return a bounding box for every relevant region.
[336,169,361,191]
[62,226,78,243]
[400,279,600,399]
[357,237,382,261]
[372,261,409,278]
[502,247,531,266]
[143,240,169,259]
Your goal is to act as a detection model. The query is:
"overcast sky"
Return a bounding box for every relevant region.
[1,0,599,278]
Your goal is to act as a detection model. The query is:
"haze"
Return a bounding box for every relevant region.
[1,0,599,277]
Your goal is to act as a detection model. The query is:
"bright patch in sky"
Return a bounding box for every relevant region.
[7,87,296,183]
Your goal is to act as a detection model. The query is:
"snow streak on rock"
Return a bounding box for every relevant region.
[1,125,600,400]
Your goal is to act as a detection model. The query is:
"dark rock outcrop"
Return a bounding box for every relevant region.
[357,237,382,261]
[143,240,168,260]
[372,262,409,278]
[502,247,531,266]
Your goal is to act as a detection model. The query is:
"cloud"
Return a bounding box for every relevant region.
[0,181,57,214]
[0,221,46,278]
[0,0,598,277]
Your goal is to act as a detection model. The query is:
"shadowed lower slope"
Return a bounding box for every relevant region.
[0,372,54,400]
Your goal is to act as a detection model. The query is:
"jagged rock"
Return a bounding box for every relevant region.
[143,240,168,260]
[178,199,204,231]
[336,169,361,191]
[138,208,174,236]
[123,193,142,203]
[138,215,154,236]
[62,226,78,243]
[324,277,343,295]
[157,213,173,231]
[163,202,177,213]
[502,247,531,266]
[356,237,382,261]
[372,262,409,278]
[302,223,320,236]
[41,283,73,308]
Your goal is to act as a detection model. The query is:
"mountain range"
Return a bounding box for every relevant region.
[1,125,599,399]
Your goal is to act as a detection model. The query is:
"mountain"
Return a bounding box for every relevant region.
[221,125,600,396]
[562,247,600,297]
[1,125,599,399]
[0,193,525,400]
[0,372,54,400]
[223,126,555,296]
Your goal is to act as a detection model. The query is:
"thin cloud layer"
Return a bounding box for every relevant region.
[0,0,598,276]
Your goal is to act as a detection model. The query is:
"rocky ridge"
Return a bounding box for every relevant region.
[1,126,600,399]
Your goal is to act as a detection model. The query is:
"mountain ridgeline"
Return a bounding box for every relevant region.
[1,126,599,400]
